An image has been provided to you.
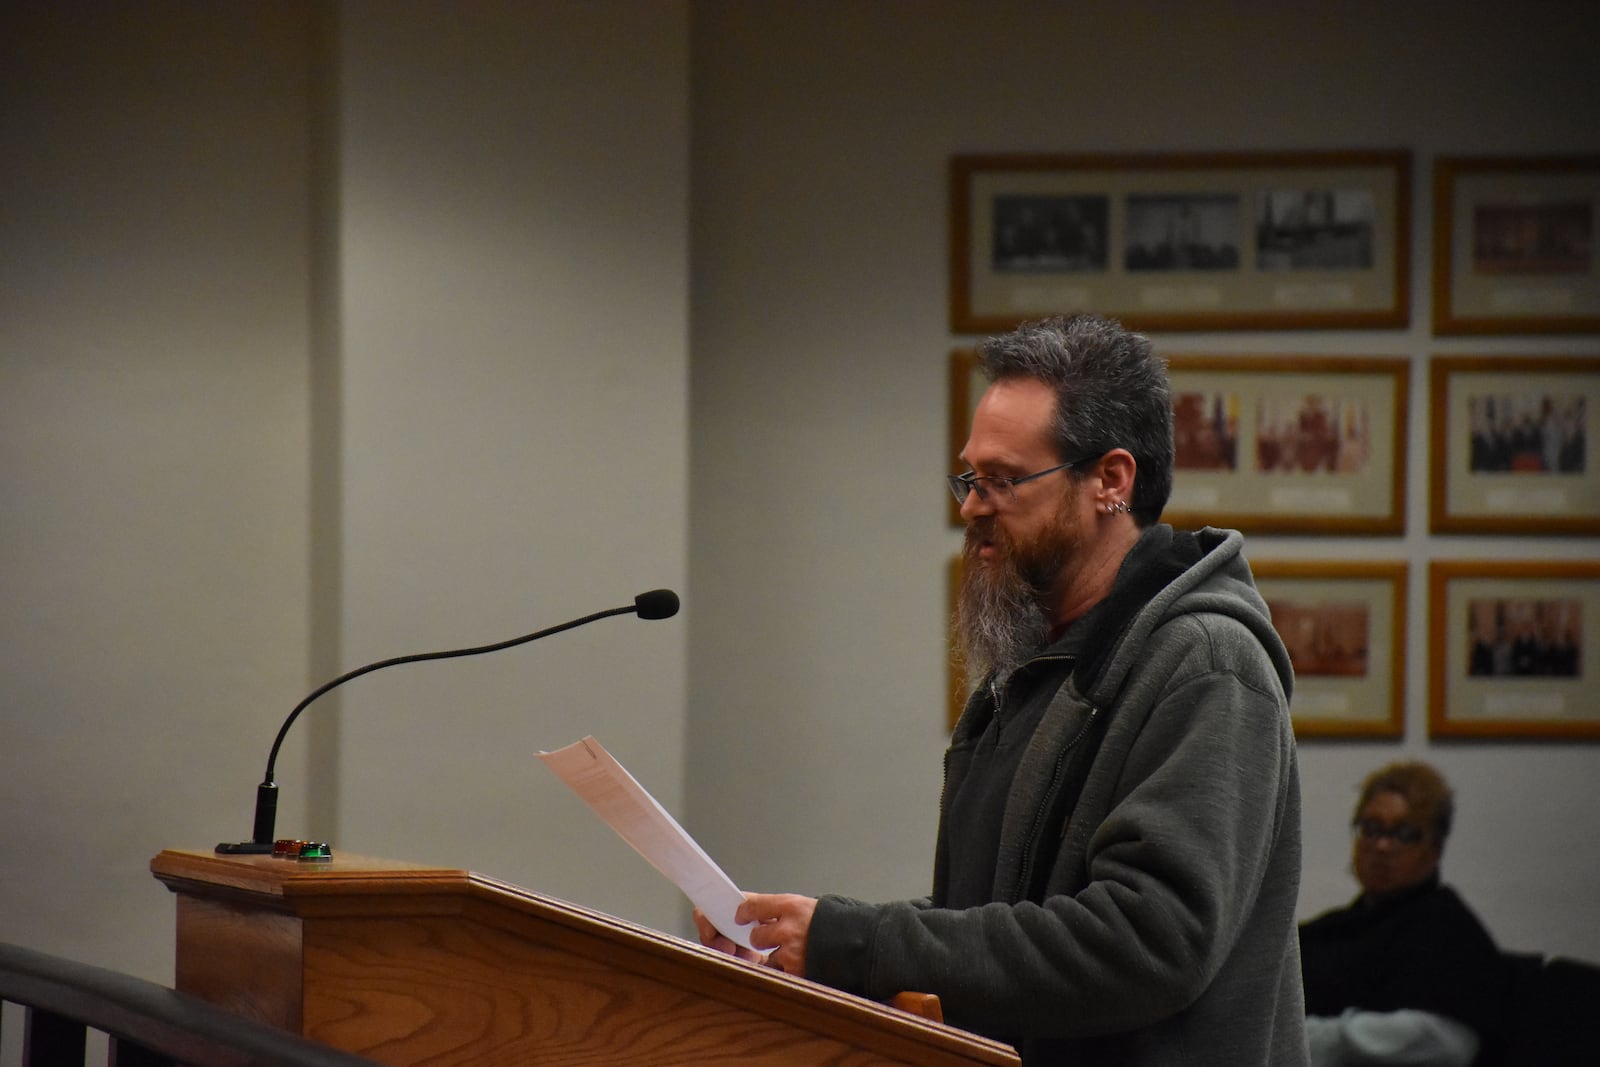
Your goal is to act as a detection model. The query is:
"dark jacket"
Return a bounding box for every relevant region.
[808,526,1308,1066]
[1300,876,1509,1065]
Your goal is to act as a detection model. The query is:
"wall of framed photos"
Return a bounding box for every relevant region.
[946,154,1600,742]
[687,2,1600,972]
[936,144,1600,955]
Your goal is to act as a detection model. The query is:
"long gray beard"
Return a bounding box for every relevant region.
[954,554,1050,690]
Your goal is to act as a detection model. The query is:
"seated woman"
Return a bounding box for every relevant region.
[1299,761,1507,1066]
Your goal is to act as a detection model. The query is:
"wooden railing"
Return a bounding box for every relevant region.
[0,941,376,1067]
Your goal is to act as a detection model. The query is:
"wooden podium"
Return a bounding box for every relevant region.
[151,849,1019,1066]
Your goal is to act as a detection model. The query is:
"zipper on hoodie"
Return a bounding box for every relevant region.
[989,652,1075,737]
[1011,703,1102,902]
[943,651,1085,898]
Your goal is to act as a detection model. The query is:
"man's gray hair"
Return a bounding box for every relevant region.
[978,314,1174,525]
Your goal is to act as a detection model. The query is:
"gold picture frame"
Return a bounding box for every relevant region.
[1252,560,1407,739]
[950,150,1411,334]
[1429,560,1600,739]
[1164,355,1409,535]
[946,556,1406,736]
[1432,155,1600,335]
[1428,355,1600,535]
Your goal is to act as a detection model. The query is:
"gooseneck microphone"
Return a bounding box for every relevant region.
[216,588,681,854]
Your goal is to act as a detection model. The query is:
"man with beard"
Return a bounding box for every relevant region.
[695,314,1306,1066]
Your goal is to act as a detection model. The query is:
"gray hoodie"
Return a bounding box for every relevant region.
[808,525,1309,1067]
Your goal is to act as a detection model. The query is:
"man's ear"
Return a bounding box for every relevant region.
[1095,448,1138,505]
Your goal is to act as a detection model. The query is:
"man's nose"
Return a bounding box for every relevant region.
[959,484,996,522]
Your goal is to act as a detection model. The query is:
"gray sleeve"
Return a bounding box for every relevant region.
[806,658,1295,1039]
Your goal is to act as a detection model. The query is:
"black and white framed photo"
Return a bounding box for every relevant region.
[951,151,1411,333]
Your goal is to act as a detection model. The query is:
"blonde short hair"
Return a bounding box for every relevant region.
[1356,760,1455,845]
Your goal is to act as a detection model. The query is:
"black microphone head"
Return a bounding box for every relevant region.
[634,588,680,620]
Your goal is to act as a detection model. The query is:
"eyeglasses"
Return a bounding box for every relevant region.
[947,454,1100,506]
[1352,818,1427,846]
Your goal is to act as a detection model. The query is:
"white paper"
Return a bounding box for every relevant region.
[538,736,757,950]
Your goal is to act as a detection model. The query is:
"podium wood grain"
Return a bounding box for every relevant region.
[152,849,1017,1066]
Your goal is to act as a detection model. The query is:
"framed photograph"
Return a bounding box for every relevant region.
[1164,355,1409,535]
[1429,355,1600,535]
[949,151,1411,334]
[1429,560,1600,739]
[1432,156,1600,334]
[1253,561,1407,739]
[948,348,985,526]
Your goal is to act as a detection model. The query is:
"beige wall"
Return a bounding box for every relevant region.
[1,3,319,979]
[1,1,1598,1010]
[330,0,691,933]
[0,0,691,986]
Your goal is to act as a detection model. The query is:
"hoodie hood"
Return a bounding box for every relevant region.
[1078,525,1295,709]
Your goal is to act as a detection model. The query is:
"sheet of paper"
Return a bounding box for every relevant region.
[538,736,757,951]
